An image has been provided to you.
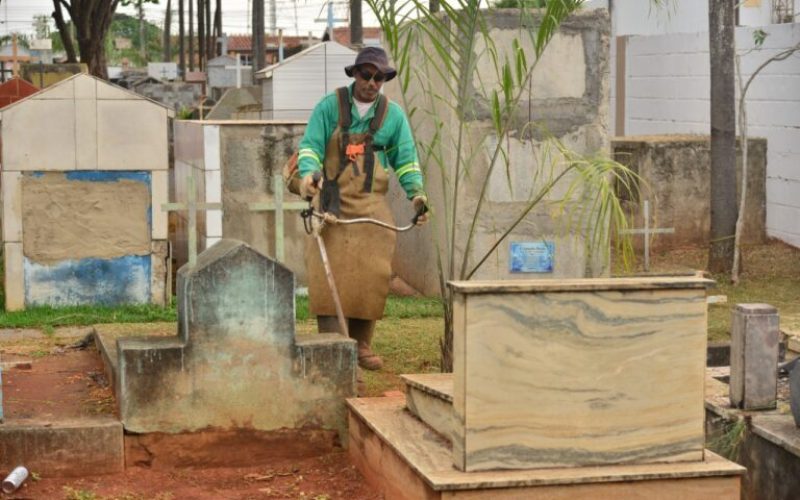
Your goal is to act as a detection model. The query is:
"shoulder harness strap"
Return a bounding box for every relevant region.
[362,94,389,193]
[333,87,352,181]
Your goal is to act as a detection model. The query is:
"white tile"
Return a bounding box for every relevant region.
[32,78,74,100]
[96,80,139,100]
[203,125,221,170]
[206,209,222,238]
[75,99,98,170]
[204,169,222,203]
[97,100,168,170]
[2,172,22,242]
[151,170,169,240]
[74,75,97,99]
[4,242,24,311]
[1,99,76,171]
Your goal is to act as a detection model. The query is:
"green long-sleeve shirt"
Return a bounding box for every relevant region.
[297,84,425,200]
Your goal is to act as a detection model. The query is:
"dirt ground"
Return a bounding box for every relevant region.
[0,339,381,500]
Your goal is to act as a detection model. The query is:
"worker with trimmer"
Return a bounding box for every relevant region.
[296,46,428,372]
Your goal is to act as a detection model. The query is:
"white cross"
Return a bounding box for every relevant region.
[248,174,307,263]
[162,172,223,268]
[620,200,674,272]
[224,54,252,89]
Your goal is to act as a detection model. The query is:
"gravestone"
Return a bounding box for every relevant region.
[113,239,356,436]
[730,303,780,410]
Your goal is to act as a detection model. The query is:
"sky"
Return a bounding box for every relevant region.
[0,0,376,39]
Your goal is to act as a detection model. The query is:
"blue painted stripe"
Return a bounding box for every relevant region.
[24,255,152,307]
[64,171,151,185]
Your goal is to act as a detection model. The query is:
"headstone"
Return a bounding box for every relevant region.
[730,303,780,410]
[115,239,356,435]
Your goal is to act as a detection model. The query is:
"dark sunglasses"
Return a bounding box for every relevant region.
[356,67,386,83]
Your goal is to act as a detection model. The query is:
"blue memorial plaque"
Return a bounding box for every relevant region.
[509,241,554,273]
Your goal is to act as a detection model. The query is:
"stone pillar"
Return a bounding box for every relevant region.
[730,303,780,410]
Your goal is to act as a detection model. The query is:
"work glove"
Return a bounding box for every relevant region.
[300,172,321,200]
[412,195,429,226]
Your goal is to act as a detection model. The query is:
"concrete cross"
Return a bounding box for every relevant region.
[162,172,223,268]
[224,54,253,89]
[620,200,674,272]
[248,174,308,263]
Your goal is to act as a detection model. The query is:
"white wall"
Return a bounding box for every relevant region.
[621,23,800,247]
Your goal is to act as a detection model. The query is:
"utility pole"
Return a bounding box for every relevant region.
[205,0,212,60]
[315,2,347,41]
[253,0,265,80]
[179,0,186,76]
[214,0,222,56]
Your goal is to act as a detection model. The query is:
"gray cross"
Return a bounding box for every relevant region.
[248,174,307,263]
[620,200,674,272]
[162,172,223,268]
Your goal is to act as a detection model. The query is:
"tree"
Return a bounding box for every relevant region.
[50,0,159,78]
[707,0,737,274]
[368,0,638,370]
[163,0,172,62]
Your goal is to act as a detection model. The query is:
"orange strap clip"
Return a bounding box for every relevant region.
[345,143,365,162]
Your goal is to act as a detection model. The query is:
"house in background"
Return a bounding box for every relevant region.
[223,34,319,67]
[256,41,357,120]
[328,26,383,47]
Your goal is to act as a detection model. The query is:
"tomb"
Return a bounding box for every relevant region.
[348,276,746,498]
[0,73,172,310]
[96,239,356,437]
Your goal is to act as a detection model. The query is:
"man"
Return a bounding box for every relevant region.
[297,46,427,371]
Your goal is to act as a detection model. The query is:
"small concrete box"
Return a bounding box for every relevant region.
[449,276,713,472]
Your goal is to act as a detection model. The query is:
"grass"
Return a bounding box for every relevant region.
[635,240,800,341]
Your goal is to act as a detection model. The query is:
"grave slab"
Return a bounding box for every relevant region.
[114,239,356,437]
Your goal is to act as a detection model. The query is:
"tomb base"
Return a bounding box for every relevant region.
[347,396,745,500]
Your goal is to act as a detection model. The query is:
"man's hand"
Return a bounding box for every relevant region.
[300,172,321,200]
[412,195,429,225]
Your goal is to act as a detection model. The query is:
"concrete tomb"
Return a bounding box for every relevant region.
[730,303,780,410]
[348,276,746,499]
[1,73,172,310]
[96,239,356,437]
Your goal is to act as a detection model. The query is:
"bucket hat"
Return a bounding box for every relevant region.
[344,46,397,82]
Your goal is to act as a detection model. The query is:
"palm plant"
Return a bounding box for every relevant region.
[367,0,640,370]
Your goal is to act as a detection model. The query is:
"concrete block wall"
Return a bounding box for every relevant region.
[619,23,800,247]
[385,9,612,295]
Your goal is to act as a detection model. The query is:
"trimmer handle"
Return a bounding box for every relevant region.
[304,171,323,202]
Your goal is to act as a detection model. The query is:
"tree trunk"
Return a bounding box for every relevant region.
[205,0,212,61]
[214,0,222,56]
[350,0,362,47]
[707,0,737,274]
[179,0,185,76]
[253,0,265,79]
[163,0,172,62]
[197,0,204,71]
[188,0,194,71]
[52,0,77,63]
[78,29,110,79]
[138,0,147,61]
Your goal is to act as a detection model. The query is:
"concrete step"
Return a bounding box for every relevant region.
[0,416,124,477]
[400,373,457,443]
[346,396,746,500]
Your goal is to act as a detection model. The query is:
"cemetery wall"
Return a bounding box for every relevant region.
[384,9,612,295]
[621,23,800,248]
[612,136,767,250]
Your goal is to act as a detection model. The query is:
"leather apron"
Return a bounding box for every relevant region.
[305,127,396,320]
